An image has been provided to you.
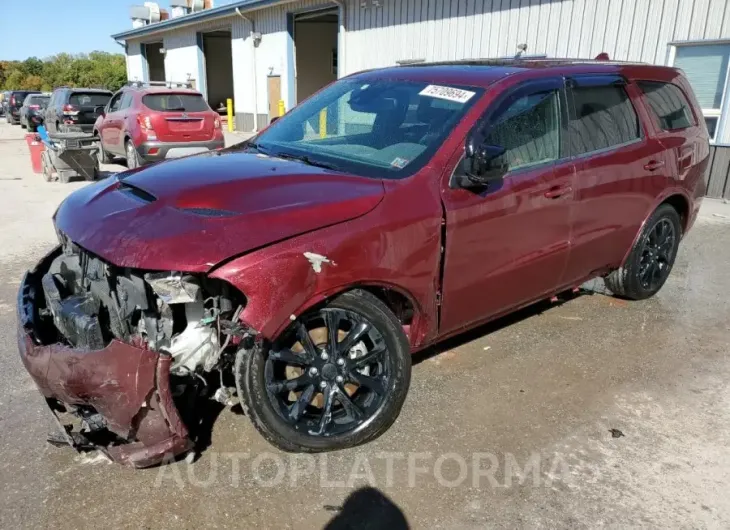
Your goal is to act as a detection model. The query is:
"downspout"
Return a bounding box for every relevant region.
[332,0,346,77]
[236,7,258,133]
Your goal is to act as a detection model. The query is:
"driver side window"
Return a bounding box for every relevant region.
[108,93,123,113]
[484,89,562,172]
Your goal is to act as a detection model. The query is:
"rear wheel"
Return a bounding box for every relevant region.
[604,204,681,300]
[125,140,141,169]
[237,290,412,452]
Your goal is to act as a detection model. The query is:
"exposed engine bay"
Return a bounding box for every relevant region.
[41,238,245,375]
[16,238,251,466]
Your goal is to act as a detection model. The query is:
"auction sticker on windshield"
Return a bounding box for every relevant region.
[419,85,476,104]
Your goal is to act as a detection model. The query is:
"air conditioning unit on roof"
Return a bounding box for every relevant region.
[169,0,212,18]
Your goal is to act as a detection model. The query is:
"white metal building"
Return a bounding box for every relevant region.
[112,0,730,143]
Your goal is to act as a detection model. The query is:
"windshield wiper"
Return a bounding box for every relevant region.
[274,152,339,171]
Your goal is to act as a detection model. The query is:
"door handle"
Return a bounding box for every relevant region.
[544,186,573,199]
[644,160,665,171]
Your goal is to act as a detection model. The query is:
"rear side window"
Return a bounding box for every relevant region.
[27,96,49,105]
[569,84,641,155]
[637,81,695,131]
[69,92,112,107]
[142,94,210,112]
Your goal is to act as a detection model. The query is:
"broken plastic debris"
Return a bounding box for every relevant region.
[303,252,332,273]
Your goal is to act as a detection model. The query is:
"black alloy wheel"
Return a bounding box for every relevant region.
[638,218,676,291]
[237,290,411,452]
[265,307,389,437]
[604,203,681,300]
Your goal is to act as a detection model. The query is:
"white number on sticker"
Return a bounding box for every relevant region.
[419,85,476,104]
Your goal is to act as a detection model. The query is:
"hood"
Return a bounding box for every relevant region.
[54,150,385,272]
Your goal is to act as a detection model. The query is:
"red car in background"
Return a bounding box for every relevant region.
[94,83,225,168]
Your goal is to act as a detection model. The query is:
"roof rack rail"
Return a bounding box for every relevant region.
[124,80,193,89]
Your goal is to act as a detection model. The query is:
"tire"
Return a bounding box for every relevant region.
[126,140,141,169]
[96,136,113,165]
[604,203,682,300]
[41,152,53,182]
[237,289,412,453]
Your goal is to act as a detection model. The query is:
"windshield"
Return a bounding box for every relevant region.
[252,79,483,179]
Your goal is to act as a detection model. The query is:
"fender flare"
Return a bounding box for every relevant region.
[619,188,692,267]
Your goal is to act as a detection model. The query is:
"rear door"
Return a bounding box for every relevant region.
[142,92,216,142]
[561,75,671,284]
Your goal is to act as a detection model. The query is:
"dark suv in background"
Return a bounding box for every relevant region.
[45,87,112,133]
[5,90,41,125]
[19,93,51,132]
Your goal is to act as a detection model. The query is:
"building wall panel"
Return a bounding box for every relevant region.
[125,0,730,135]
[125,41,146,82]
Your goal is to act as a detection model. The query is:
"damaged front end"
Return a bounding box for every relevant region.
[17,239,248,468]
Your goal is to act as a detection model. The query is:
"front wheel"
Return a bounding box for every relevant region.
[96,137,113,164]
[604,204,681,300]
[237,290,412,452]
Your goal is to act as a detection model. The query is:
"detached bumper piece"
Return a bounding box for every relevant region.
[17,249,193,468]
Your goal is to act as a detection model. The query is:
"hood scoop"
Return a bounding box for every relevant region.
[118,181,157,203]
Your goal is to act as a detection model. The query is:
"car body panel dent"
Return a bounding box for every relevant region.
[211,173,445,347]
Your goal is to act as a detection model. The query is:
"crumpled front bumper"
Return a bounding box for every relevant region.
[17,249,193,468]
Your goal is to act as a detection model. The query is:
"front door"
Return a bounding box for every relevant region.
[439,78,574,335]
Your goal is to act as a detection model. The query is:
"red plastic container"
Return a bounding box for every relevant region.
[25,133,45,174]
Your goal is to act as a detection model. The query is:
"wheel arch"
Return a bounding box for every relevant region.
[619,190,691,267]
[659,193,690,232]
[291,283,422,345]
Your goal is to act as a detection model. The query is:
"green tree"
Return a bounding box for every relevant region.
[1,52,127,91]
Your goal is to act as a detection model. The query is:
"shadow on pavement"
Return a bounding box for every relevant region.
[324,486,409,530]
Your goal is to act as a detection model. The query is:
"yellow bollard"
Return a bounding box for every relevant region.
[278,100,285,117]
[319,108,327,138]
[226,98,234,133]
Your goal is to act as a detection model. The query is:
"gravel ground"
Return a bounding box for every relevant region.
[0,121,729,529]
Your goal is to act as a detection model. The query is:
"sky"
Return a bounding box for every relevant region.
[0,0,239,61]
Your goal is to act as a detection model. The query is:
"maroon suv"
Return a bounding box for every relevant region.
[18,59,708,467]
[94,84,225,168]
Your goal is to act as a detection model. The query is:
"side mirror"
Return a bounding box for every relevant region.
[94,105,106,117]
[461,135,507,187]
